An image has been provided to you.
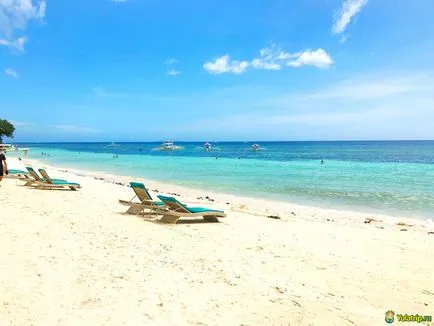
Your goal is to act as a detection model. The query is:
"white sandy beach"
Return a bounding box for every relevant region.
[1,157,433,325]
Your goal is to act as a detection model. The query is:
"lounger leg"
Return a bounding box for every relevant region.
[125,203,144,215]
[204,215,219,222]
[160,214,180,224]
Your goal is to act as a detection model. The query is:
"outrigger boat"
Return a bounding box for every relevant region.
[203,142,212,151]
[251,144,261,151]
[153,141,184,151]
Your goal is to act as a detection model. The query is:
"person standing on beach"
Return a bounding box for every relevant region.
[0,150,8,186]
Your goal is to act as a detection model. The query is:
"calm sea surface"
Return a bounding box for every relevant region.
[12,141,434,219]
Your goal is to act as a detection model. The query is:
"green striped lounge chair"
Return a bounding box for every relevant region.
[119,182,165,215]
[156,195,226,224]
[23,167,67,186]
[37,168,81,191]
[5,168,31,180]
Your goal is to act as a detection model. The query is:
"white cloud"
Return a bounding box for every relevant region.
[54,125,99,133]
[204,45,333,74]
[0,0,45,52]
[332,0,368,34]
[38,0,46,18]
[250,45,283,70]
[165,58,178,65]
[4,67,19,78]
[287,49,334,69]
[203,55,250,74]
[167,69,181,76]
[0,0,46,35]
[257,46,333,69]
[0,35,27,52]
[251,59,281,70]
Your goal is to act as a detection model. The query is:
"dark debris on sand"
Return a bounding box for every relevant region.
[197,196,215,202]
[364,217,383,224]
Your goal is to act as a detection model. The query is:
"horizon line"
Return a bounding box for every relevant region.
[7,139,434,144]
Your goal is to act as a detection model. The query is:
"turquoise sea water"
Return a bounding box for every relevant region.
[12,141,434,219]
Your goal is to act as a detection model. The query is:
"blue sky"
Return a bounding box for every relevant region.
[1,0,434,142]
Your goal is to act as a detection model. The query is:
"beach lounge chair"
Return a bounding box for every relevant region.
[119,182,165,215]
[22,167,68,186]
[156,195,227,223]
[5,169,31,179]
[37,168,81,191]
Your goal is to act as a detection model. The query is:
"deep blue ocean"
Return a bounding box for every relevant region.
[12,141,434,218]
